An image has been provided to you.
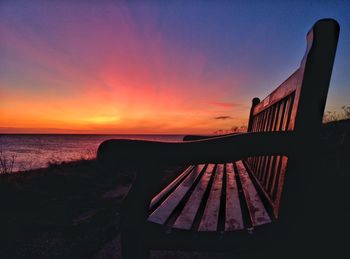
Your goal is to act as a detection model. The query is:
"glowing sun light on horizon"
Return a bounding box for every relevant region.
[82,115,120,124]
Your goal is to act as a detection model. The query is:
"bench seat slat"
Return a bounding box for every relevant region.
[150,165,194,209]
[173,164,215,230]
[225,163,244,231]
[148,164,205,225]
[148,162,272,231]
[236,161,271,227]
[198,164,224,231]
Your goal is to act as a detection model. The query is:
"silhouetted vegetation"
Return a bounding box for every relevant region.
[0,150,16,174]
[323,105,350,123]
[0,159,127,258]
[213,125,247,135]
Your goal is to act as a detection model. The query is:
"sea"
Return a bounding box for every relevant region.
[0,134,184,172]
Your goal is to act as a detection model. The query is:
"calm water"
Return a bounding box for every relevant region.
[0,134,184,172]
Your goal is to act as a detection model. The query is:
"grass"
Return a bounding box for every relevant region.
[0,157,184,258]
[0,159,130,258]
[0,150,16,174]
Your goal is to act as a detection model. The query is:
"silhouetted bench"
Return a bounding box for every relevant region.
[97,19,339,258]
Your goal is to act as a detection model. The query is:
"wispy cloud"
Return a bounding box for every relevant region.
[214,116,232,120]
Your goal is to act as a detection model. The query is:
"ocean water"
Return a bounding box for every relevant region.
[0,134,184,172]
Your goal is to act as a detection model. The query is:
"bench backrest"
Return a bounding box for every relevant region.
[244,19,339,219]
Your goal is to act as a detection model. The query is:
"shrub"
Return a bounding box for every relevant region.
[0,150,16,174]
[323,105,350,123]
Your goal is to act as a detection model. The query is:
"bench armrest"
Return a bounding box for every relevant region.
[97,131,294,166]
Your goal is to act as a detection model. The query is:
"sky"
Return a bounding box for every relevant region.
[1,0,349,134]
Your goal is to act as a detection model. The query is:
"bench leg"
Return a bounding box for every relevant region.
[121,228,149,259]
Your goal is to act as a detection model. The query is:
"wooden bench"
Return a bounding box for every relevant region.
[97,19,339,258]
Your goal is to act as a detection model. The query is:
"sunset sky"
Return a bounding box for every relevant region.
[1,0,349,134]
